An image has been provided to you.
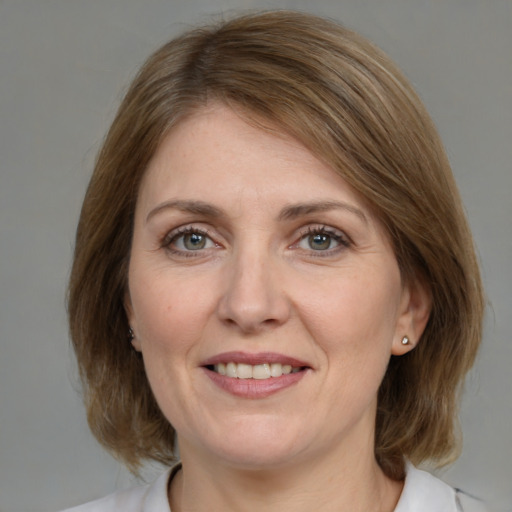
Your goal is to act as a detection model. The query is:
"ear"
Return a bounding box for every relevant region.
[124,291,142,352]
[391,275,432,356]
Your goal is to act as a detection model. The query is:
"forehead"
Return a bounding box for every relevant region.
[139,104,360,207]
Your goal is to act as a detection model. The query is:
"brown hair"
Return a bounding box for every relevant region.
[68,10,484,478]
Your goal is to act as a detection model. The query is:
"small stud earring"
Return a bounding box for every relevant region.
[401,336,410,345]
[128,327,135,341]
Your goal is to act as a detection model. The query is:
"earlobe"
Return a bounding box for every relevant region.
[127,326,142,351]
[124,291,142,352]
[392,275,432,356]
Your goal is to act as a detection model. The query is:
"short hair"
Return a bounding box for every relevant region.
[68,10,484,479]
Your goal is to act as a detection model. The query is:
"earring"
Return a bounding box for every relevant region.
[401,336,410,345]
[128,327,135,341]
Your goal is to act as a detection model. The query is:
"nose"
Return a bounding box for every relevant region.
[217,246,291,334]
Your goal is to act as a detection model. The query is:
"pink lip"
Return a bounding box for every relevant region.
[203,367,309,399]
[200,351,310,368]
[200,352,311,399]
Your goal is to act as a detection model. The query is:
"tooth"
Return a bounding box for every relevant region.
[215,361,301,379]
[237,363,253,379]
[226,362,237,378]
[253,363,271,380]
[270,363,283,377]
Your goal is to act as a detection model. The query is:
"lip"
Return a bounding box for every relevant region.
[203,367,309,398]
[200,351,311,399]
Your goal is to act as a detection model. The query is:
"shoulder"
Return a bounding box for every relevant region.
[395,463,490,512]
[59,469,173,512]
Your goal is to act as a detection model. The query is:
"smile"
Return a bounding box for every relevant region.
[201,352,311,398]
[211,362,303,379]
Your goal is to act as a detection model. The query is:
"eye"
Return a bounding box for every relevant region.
[165,227,217,253]
[302,232,336,251]
[296,226,349,253]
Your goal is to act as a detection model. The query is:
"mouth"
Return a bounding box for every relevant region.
[200,352,311,396]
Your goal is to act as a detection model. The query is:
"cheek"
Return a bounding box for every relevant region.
[128,265,222,366]
[297,268,403,372]
[307,272,401,337]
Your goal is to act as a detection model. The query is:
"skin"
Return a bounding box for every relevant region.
[126,104,431,512]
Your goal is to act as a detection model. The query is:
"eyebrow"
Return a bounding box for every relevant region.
[277,200,368,224]
[146,200,225,223]
[146,199,368,224]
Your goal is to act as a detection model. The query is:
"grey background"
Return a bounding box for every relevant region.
[0,1,510,511]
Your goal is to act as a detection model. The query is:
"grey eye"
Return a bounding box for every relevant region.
[307,233,333,250]
[171,231,215,251]
[183,232,207,250]
[298,232,340,251]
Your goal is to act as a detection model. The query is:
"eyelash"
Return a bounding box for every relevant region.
[162,224,351,258]
[162,226,217,257]
[294,225,351,256]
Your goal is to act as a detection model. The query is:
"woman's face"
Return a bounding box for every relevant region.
[127,104,425,469]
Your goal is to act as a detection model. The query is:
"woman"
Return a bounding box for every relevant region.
[65,10,485,512]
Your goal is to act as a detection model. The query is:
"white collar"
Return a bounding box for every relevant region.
[394,463,459,512]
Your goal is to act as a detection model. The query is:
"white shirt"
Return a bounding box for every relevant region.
[61,464,487,512]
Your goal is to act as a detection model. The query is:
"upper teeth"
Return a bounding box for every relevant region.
[214,362,301,379]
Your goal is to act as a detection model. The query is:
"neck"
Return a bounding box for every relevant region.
[169,438,403,512]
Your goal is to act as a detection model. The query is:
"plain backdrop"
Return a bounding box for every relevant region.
[0,1,510,511]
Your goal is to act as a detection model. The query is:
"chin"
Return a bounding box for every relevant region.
[201,418,311,470]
